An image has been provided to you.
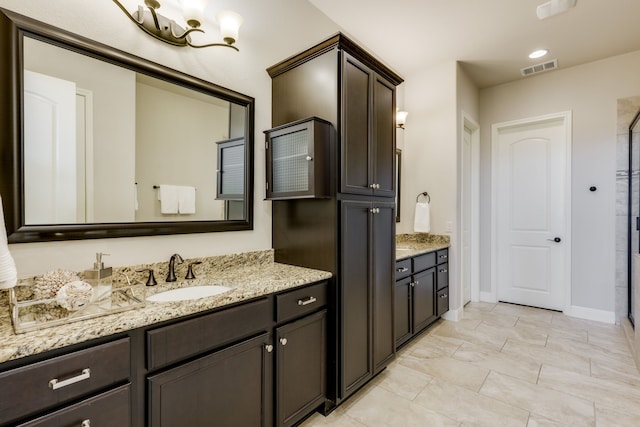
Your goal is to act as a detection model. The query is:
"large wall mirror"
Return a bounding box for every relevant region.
[0,8,254,243]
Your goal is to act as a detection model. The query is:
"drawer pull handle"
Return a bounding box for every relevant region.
[297,296,317,306]
[439,255,448,259]
[265,344,274,353]
[440,269,448,273]
[82,420,91,427]
[410,282,416,287]
[396,267,409,273]
[280,338,288,346]
[440,293,448,298]
[306,156,313,161]
[49,368,91,390]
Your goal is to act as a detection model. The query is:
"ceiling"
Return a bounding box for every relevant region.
[307,0,640,88]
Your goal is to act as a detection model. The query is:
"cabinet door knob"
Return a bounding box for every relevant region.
[369,184,376,189]
[280,338,288,346]
[410,282,416,287]
[306,155,313,161]
[440,293,448,299]
[265,344,273,353]
[439,269,448,273]
[375,184,380,189]
[396,267,408,273]
[82,421,91,427]
[439,254,448,259]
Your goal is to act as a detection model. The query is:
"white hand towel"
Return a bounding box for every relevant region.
[158,185,179,214]
[178,186,196,214]
[413,202,431,233]
[0,195,17,289]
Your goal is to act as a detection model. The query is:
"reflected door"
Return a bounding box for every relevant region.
[24,70,78,224]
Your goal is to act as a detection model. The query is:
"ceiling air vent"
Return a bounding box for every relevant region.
[520,59,558,77]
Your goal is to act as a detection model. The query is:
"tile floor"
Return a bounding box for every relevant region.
[301,302,640,427]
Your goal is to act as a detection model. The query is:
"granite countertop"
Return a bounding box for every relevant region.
[0,250,332,364]
[396,233,450,261]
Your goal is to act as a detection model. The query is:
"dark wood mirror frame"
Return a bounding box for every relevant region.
[0,8,255,243]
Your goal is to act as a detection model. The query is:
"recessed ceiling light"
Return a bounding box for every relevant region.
[529,49,549,59]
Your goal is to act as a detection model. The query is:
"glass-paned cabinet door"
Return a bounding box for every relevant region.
[265,117,333,200]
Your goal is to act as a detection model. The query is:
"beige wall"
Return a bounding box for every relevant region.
[479,50,640,317]
[1,0,341,276]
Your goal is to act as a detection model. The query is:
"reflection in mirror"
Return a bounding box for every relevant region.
[23,37,245,225]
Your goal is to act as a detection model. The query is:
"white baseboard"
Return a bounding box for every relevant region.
[442,306,463,321]
[564,305,616,324]
[479,291,496,303]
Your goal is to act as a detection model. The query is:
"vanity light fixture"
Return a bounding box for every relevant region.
[396,110,409,129]
[112,0,243,51]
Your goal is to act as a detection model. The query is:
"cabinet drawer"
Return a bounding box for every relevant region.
[437,263,449,291]
[436,249,449,264]
[0,338,130,426]
[277,281,328,323]
[437,288,449,316]
[394,259,412,280]
[413,252,436,272]
[16,384,131,427]
[147,298,271,371]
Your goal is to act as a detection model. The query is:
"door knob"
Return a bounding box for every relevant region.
[547,237,561,243]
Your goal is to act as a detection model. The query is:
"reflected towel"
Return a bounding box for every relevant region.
[0,194,17,289]
[413,202,431,233]
[178,186,196,214]
[158,185,179,214]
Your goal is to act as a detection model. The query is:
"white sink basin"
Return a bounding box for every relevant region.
[147,285,231,302]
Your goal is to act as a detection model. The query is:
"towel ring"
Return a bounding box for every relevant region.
[416,192,430,203]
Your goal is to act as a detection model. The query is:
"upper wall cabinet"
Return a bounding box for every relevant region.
[264,117,333,200]
[267,33,403,199]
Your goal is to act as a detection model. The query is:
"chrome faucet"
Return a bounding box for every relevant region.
[166,253,184,282]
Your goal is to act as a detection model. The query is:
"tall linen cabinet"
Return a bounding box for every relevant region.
[267,34,403,408]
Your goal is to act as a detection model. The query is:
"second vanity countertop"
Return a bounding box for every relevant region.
[0,251,331,364]
[395,233,450,261]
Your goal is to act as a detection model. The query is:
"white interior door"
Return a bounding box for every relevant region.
[493,113,571,311]
[24,70,77,224]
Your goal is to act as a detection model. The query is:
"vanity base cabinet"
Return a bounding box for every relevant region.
[395,248,449,349]
[148,332,273,427]
[276,310,327,427]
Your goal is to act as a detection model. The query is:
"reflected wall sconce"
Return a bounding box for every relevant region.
[396,110,409,129]
[113,0,243,51]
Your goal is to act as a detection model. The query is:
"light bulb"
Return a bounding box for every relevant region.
[216,10,243,45]
[182,0,206,28]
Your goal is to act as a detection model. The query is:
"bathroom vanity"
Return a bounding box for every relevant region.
[0,254,331,427]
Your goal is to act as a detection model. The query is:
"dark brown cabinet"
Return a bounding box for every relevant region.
[268,33,402,407]
[0,338,131,427]
[146,281,328,427]
[342,53,396,198]
[276,310,327,427]
[265,117,333,200]
[395,248,449,349]
[148,332,273,427]
[341,200,395,395]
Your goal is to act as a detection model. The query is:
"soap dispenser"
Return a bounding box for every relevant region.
[84,253,113,310]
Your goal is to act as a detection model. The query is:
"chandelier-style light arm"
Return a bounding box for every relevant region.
[171,25,204,41]
[187,41,239,51]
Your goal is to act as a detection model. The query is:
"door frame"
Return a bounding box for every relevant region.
[490,111,572,312]
[459,111,480,304]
